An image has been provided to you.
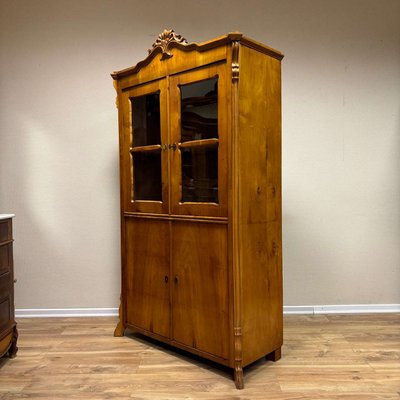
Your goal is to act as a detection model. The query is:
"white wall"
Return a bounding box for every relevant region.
[0,0,399,309]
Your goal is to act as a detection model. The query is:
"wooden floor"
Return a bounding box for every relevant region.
[0,314,399,399]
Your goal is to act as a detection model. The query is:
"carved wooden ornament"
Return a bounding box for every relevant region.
[148,29,188,59]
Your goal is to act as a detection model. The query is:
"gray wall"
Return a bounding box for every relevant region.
[0,0,399,309]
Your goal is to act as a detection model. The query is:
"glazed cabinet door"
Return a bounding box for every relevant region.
[120,79,169,214]
[171,222,229,360]
[169,64,229,217]
[124,218,170,338]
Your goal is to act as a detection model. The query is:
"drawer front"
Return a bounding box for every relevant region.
[0,296,11,330]
[0,244,12,276]
[0,220,11,243]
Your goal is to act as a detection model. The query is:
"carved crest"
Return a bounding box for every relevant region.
[148,29,188,59]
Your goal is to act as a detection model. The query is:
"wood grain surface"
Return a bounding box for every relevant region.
[114,32,284,388]
[171,222,229,361]
[0,314,399,399]
[238,44,283,367]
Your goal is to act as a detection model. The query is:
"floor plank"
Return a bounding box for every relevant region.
[0,314,399,399]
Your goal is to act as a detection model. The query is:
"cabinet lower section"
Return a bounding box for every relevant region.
[116,214,282,389]
[122,217,230,361]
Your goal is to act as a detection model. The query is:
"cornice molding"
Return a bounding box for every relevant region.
[111,30,283,80]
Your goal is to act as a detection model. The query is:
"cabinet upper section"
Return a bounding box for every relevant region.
[111,30,283,87]
[113,31,283,219]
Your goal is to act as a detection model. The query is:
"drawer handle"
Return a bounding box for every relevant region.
[164,275,169,283]
[174,275,179,284]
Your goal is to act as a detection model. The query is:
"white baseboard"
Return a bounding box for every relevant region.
[16,308,119,318]
[284,304,400,315]
[15,304,400,318]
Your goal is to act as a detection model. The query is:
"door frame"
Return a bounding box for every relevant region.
[169,64,229,218]
[120,79,169,214]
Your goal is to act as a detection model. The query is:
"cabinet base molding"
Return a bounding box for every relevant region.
[125,323,231,367]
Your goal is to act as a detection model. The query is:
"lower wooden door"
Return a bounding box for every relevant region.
[125,218,170,338]
[171,221,229,360]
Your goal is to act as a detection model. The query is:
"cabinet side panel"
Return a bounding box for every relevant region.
[238,45,283,366]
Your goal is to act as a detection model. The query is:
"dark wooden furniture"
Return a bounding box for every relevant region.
[112,30,283,389]
[0,214,18,358]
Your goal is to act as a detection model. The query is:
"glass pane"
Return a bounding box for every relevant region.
[133,151,162,201]
[181,145,218,203]
[131,92,161,147]
[180,78,218,142]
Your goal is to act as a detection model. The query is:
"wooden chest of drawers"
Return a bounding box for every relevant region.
[0,214,18,358]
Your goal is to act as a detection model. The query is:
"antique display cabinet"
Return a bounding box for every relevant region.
[0,214,18,359]
[112,30,283,389]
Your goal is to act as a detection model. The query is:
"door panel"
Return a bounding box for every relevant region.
[171,222,229,359]
[125,218,170,338]
[120,79,169,214]
[169,65,229,217]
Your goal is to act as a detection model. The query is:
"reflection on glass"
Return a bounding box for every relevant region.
[181,145,218,203]
[131,92,161,147]
[180,78,218,142]
[133,151,162,200]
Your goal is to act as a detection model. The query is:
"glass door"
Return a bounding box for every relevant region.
[120,79,168,214]
[169,64,228,217]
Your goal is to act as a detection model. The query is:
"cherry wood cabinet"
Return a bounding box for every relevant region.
[0,215,18,359]
[112,30,283,389]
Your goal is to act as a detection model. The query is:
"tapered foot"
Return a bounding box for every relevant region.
[114,296,125,337]
[266,347,281,362]
[114,320,125,337]
[8,327,18,358]
[234,365,244,389]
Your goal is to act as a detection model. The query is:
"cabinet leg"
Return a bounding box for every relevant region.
[266,347,281,362]
[114,320,125,337]
[8,326,18,358]
[114,296,125,337]
[234,364,244,390]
